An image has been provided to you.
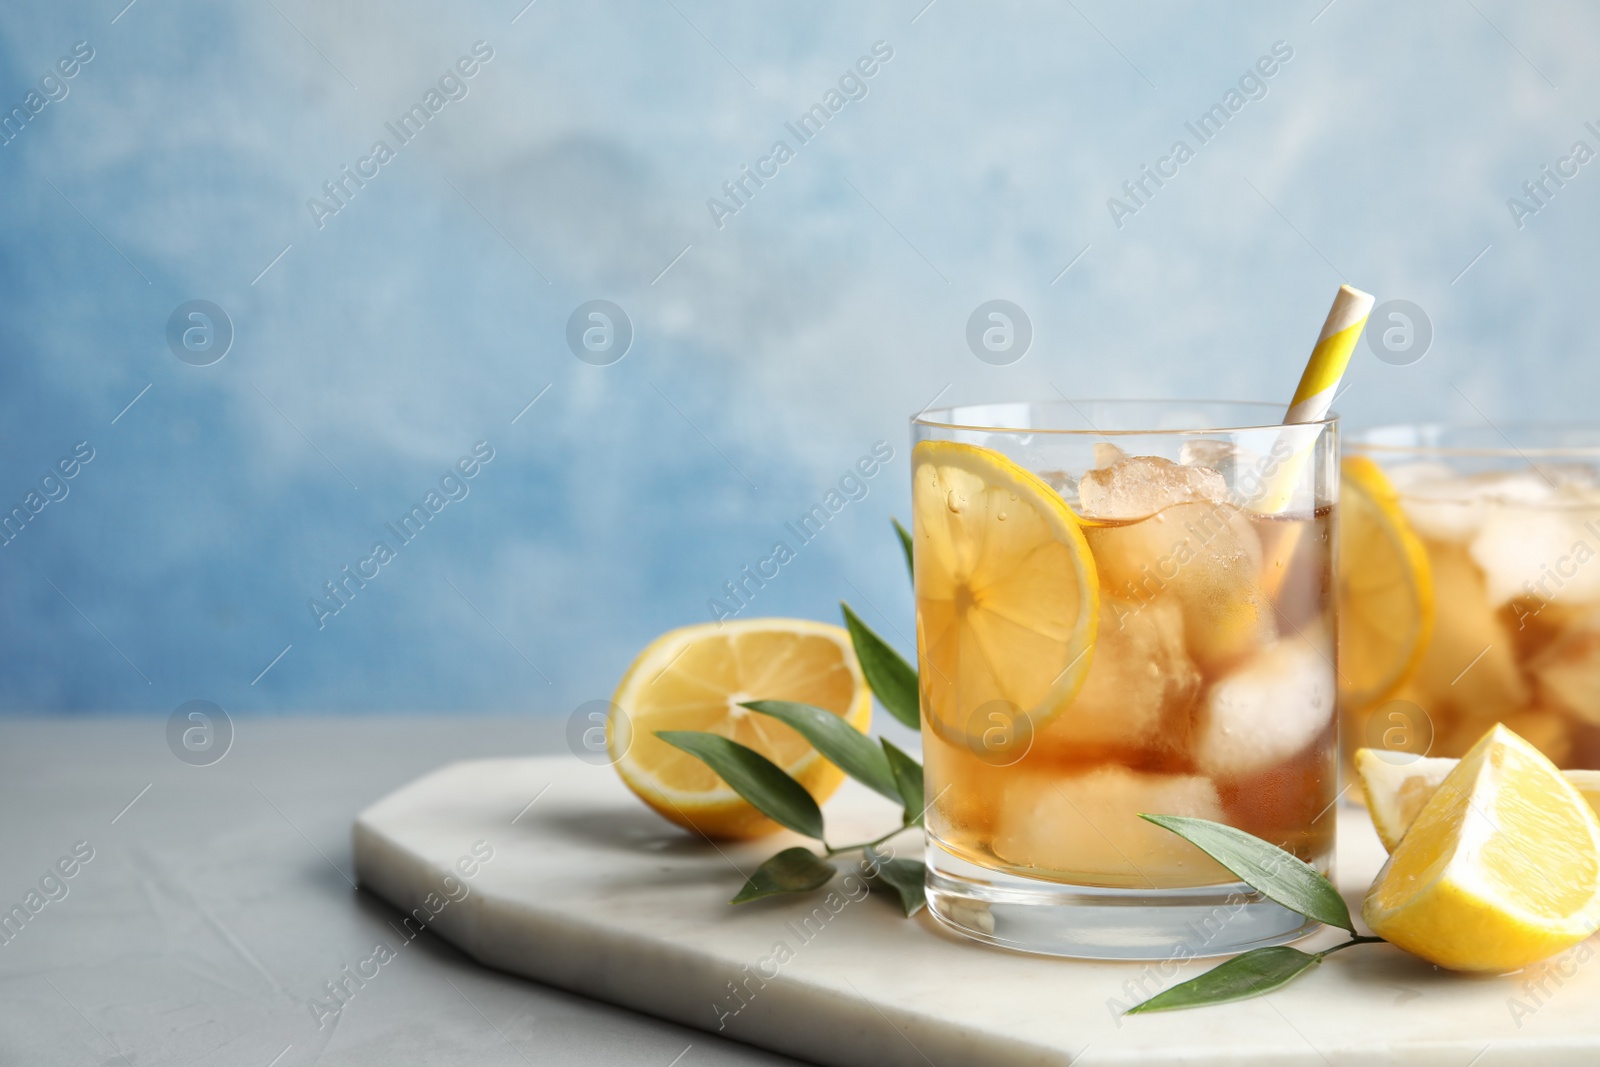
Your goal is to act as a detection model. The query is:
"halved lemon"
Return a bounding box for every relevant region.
[1363,725,1600,973]
[1355,747,1600,853]
[1339,456,1435,711]
[609,618,870,839]
[912,441,1099,756]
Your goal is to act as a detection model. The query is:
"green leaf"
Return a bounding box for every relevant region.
[1140,815,1354,934]
[864,846,926,917]
[1125,946,1322,1013]
[742,700,900,803]
[656,731,825,839]
[840,602,920,730]
[892,518,914,579]
[881,739,925,825]
[731,847,836,904]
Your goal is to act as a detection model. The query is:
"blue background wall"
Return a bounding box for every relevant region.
[1,0,1593,714]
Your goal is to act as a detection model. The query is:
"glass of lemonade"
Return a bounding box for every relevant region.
[1341,424,1600,770]
[912,400,1338,959]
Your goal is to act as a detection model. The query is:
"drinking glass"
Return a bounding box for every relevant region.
[1342,424,1600,770]
[912,400,1338,959]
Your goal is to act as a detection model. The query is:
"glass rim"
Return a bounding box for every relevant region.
[1351,421,1600,458]
[910,398,1335,436]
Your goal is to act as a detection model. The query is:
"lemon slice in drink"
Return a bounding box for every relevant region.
[1363,725,1600,973]
[913,441,1099,756]
[1355,747,1600,853]
[610,618,870,839]
[1339,456,1435,711]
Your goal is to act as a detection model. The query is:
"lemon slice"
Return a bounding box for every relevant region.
[609,618,870,839]
[1355,747,1600,853]
[913,440,1099,756]
[1363,725,1600,973]
[1339,456,1435,711]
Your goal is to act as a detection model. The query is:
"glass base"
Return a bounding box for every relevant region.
[926,841,1321,961]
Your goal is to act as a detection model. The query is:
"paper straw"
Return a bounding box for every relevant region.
[1283,285,1375,425]
[1254,284,1374,514]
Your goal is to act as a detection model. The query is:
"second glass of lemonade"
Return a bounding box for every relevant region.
[913,400,1338,959]
[1340,424,1600,769]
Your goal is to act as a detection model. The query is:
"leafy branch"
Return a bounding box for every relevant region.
[1125,816,1389,1013]
[658,520,927,915]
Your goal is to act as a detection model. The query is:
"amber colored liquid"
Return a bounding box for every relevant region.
[1341,494,1600,771]
[921,505,1337,890]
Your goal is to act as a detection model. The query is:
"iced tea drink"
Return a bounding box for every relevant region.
[1340,426,1600,769]
[914,401,1338,959]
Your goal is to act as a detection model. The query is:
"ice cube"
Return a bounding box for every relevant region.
[1392,466,1571,547]
[1193,638,1334,780]
[1531,609,1600,727]
[1470,504,1600,607]
[1385,462,1460,494]
[1092,441,1128,469]
[991,766,1231,885]
[1034,595,1199,760]
[1413,543,1527,721]
[1179,439,1235,470]
[1476,470,1559,506]
[1394,464,1554,500]
[1077,455,1227,521]
[1178,439,1261,492]
[1084,501,1276,672]
[1388,462,1487,544]
[1038,469,1077,498]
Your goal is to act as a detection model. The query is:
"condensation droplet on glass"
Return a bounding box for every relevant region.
[946,490,964,513]
[997,511,1008,521]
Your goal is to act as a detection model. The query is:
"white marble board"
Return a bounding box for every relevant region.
[352,757,1600,1066]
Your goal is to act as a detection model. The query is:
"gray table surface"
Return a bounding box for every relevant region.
[0,716,808,1067]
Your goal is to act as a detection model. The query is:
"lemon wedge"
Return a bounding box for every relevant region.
[912,440,1099,757]
[610,618,870,839]
[1363,725,1600,972]
[1355,747,1600,853]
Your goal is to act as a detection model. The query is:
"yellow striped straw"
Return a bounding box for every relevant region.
[1254,284,1373,515]
[1284,284,1375,425]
